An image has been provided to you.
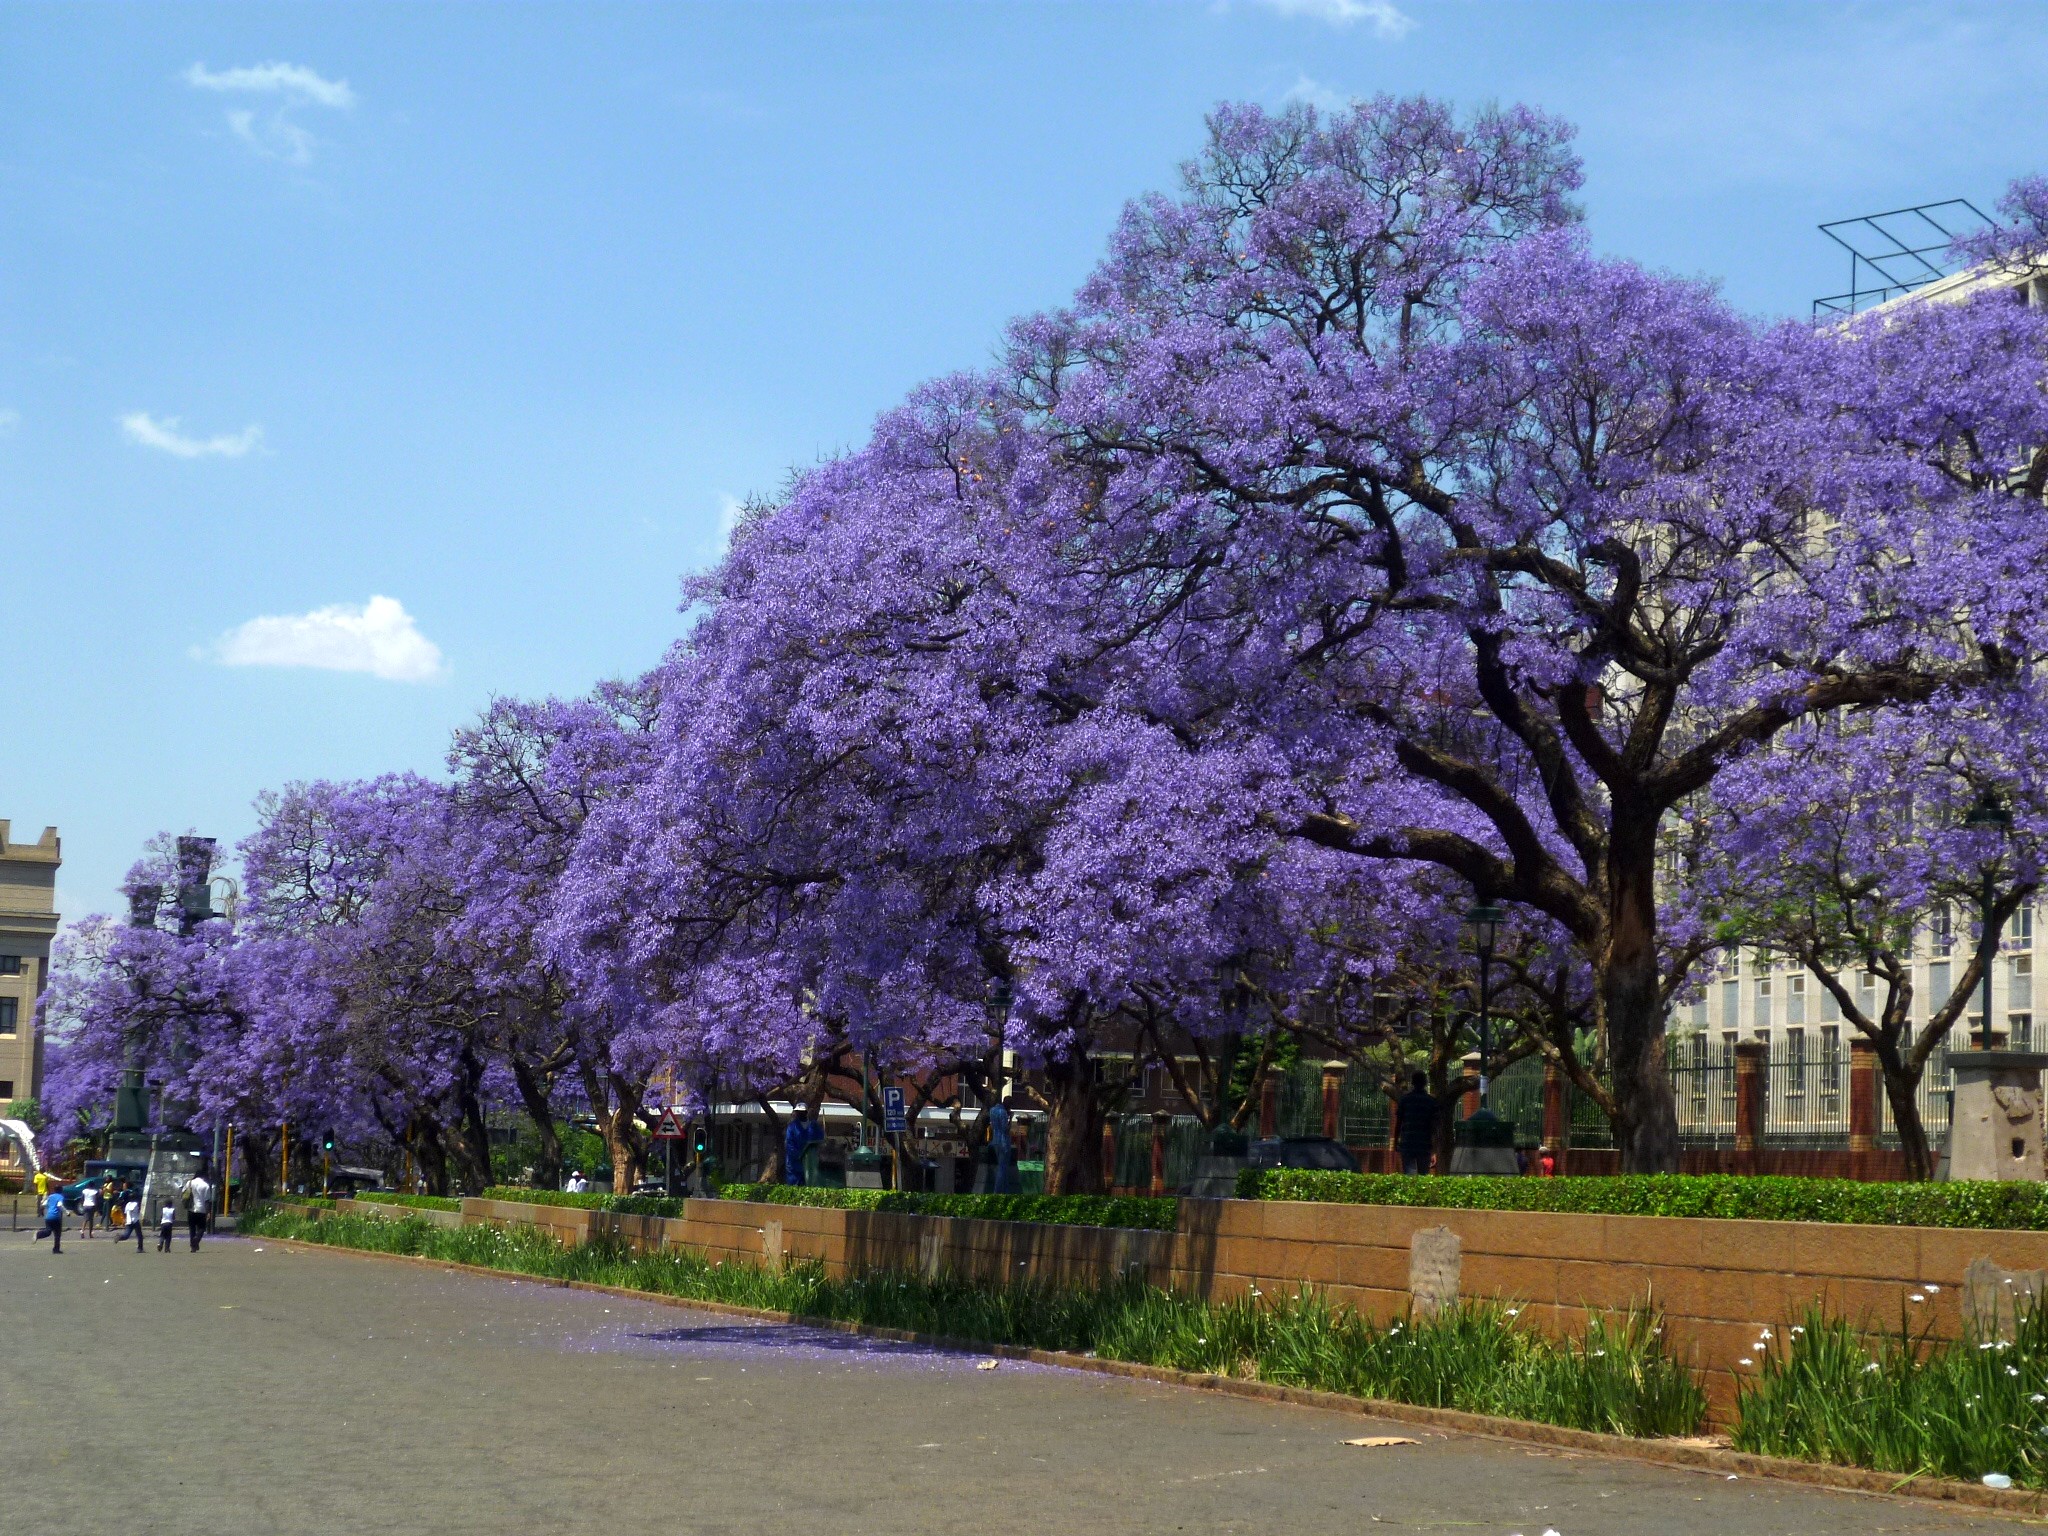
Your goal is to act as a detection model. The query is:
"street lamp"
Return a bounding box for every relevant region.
[1465,903,1505,1104]
[1964,791,2011,1052]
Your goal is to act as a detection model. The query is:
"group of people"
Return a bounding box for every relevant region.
[29,1168,214,1255]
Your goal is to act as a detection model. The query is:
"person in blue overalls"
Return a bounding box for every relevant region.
[783,1111,823,1185]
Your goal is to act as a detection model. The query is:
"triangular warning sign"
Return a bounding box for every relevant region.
[653,1107,687,1140]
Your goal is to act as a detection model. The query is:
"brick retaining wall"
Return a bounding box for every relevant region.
[416,1194,2048,1417]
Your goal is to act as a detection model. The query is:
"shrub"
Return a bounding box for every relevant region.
[354,1191,461,1212]
[478,1186,688,1218]
[1238,1171,2048,1231]
[717,1185,1177,1230]
[235,1205,1702,1438]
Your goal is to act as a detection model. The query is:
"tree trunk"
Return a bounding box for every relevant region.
[510,1056,564,1190]
[1877,1047,1935,1181]
[1041,1050,1104,1195]
[1605,829,1679,1173]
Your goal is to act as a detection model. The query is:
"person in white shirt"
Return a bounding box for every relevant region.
[184,1174,213,1250]
[80,1183,99,1238]
[156,1201,176,1253]
[565,1171,587,1193]
[124,1196,144,1252]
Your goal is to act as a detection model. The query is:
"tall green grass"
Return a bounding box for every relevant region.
[240,1206,1703,1438]
[1734,1300,2048,1487]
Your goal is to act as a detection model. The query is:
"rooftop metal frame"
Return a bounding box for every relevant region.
[1812,198,1990,317]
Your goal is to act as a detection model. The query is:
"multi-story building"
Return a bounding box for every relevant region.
[0,821,61,1106]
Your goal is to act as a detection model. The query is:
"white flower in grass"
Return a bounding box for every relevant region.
[1759,1328,1773,1340]
[1790,1326,1805,1336]
[1590,1349,1606,1358]
[1909,1294,1927,1304]
[2009,1366,2022,1377]
[1864,1361,1883,1373]
[2032,1394,2046,1405]
[1983,1341,2001,1351]
[1925,1284,1941,1294]
[1738,1358,1755,1368]
[1505,1307,1521,1317]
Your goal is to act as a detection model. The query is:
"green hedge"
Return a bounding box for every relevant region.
[354,1191,461,1212]
[1238,1170,2048,1230]
[718,1185,1178,1231]
[479,1186,688,1218]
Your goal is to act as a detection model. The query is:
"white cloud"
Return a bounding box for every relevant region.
[121,412,262,459]
[1256,0,1415,38]
[185,60,352,165]
[1283,75,1352,113]
[184,61,354,109]
[211,596,447,683]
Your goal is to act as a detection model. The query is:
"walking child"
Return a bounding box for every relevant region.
[156,1199,175,1252]
[35,1187,64,1252]
[126,1194,144,1251]
[80,1182,98,1237]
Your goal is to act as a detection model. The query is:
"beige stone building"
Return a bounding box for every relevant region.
[0,821,60,1106]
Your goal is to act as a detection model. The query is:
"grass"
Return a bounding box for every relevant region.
[353,1191,461,1212]
[239,1205,1703,1439]
[1733,1299,2048,1488]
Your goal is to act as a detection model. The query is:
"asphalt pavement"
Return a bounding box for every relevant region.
[2,1225,2023,1535]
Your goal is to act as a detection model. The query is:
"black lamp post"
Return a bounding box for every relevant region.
[1964,791,2011,1052]
[1465,903,1506,1106]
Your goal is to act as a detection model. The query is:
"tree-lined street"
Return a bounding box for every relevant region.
[2,1234,2014,1535]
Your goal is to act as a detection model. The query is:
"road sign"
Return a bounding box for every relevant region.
[652,1107,688,1141]
[881,1086,907,1134]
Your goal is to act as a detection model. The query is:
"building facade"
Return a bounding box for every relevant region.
[0,821,61,1106]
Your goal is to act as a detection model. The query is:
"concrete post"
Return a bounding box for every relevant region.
[1734,1040,1768,1173]
[1459,1051,1482,1122]
[1258,1072,1278,1139]
[1320,1060,1347,1142]
[1102,1116,1120,1191]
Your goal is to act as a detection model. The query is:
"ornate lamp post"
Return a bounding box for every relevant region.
[1465,903,1505,1105]
[1964,791,2011,1052]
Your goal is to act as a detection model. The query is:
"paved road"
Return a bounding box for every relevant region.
[3,1229,2022,1535]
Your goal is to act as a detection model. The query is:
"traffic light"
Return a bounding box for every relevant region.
[322,1134,334,1153]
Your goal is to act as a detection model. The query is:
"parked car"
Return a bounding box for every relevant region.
[322,1166,388,1197]
[1246,1136,1359,1173]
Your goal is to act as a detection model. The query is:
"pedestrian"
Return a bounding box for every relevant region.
[783,1112,823,1187]
[156,1199,176,1252]
[185,1172,213,1250]
[125,1194,144,1252]
[35,1185,65,1251]
[564,1170,587,1194]
[1395,1072,1439,1177]
[80,1181,98,1237]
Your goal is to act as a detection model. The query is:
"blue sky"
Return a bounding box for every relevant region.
[7,0,2048,924]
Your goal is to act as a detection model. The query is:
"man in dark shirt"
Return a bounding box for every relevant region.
[1395,1072,1439,1175]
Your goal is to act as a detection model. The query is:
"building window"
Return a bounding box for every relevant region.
[0,998,15,1038]
[1927,962,1951,1018]
[2014,1013,2036,1051]
[1820,1026,1843,1117]
[0,1079,12,1100]
[2011,905,2035,951]
[2013,955,2033,1012]
[1819,979,1841,1022]
[0,955,19,975]
[1755,976,1773,1030]
[1786,1027,1808,1102]
[1721,979,1739,1028]
[1787,973,1807,1026]
[1931,905,1954,956]
[1719,1030,1737,1069]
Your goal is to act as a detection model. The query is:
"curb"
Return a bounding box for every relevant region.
[255,1233,2048,1521]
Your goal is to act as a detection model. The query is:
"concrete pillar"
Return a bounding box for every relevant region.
[1149,1110,1170,1197]
[1258,1072,1278,1139]
[1102,1117,1120,1191]
[1541,1062,1569,1176]
[1460,1051,1482,1122]
[1734,1040,1768,1173]
[1848,1038,1879,1178]
[1320,1060,1347,1142]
